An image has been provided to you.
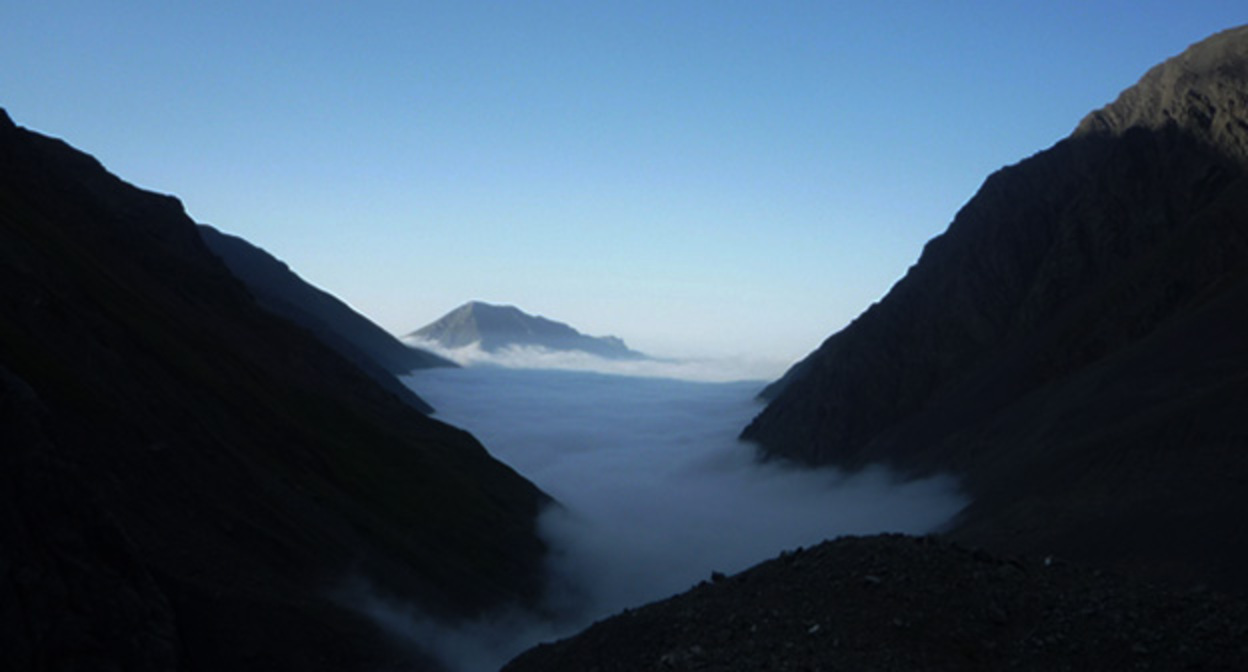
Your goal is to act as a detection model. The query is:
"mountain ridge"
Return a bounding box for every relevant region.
[198,224,454,413]
[0,107,549,671]
[409,300,645,360]
[742,25,1248,593]
[500,24,1248,672]
[1073,23,1248,157]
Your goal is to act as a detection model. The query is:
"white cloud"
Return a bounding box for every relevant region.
[362,367,967,671]
[404,336,791,383]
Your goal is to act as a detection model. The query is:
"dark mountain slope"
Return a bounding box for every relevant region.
[743,26,1248,591]
[198,224,453,414]
[504,535,1248,672]
[409,300,644,359]
[0,109,548,671]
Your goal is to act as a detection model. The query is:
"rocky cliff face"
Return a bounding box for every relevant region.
[742,26,1248,592]
[0,109,549,671]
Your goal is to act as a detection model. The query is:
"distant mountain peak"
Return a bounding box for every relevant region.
[408,301,645,360]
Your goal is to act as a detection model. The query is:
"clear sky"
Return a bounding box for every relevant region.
[3,2,1245,366]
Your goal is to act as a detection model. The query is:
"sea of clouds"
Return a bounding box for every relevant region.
[349,355,966,671]
[404,337,793,383]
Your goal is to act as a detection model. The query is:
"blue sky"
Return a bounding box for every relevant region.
[3,2,1245,367]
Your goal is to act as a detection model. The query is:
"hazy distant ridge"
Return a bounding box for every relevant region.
[409,301,646,360]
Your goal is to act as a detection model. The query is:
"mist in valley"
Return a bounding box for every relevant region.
[404,337,794,383]
[350,358,966,671]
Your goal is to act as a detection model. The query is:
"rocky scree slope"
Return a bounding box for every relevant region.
[0,109,548,672]
[742,26,1248,593]
[504,535,1248,672]
[198,224,454,414]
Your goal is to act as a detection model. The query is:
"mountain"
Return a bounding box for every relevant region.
[198,224,454,414]
[743,25,1248,594]
[408,301,645,360]
[503,535,1248,672]
[0,109,549,671]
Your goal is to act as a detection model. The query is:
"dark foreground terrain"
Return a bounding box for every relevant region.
[505,535,1248,672]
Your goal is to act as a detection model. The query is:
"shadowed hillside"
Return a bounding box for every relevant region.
[743,26,1248,593]
[199,224,454,414]
[501,36,1248,667]
[0,109,548,671]
[504,535,1248,672]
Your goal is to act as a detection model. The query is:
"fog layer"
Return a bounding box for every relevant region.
[382,366,965,671]
[405,337,791,382]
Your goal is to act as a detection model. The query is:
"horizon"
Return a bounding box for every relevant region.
[3,3,1245,366]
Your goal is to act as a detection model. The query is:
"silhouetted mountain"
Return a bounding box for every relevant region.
[743,26,1248,594]
[0,109,548,671]
[198,224,454,414]
[409,301,645,359]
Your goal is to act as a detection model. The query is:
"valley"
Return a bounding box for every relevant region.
[4,11,1248,672]
[399,366,964,671]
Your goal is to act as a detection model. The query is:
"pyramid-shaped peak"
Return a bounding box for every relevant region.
[408,301,644,360]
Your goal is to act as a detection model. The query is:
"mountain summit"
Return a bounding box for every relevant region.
[409,301,645,359]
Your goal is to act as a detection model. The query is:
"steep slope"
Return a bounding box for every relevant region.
[504,535,1248,672]
[0,109,548,671]
[743,26,1248,592]
[198,224,453,414]
[409,301,644,359]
